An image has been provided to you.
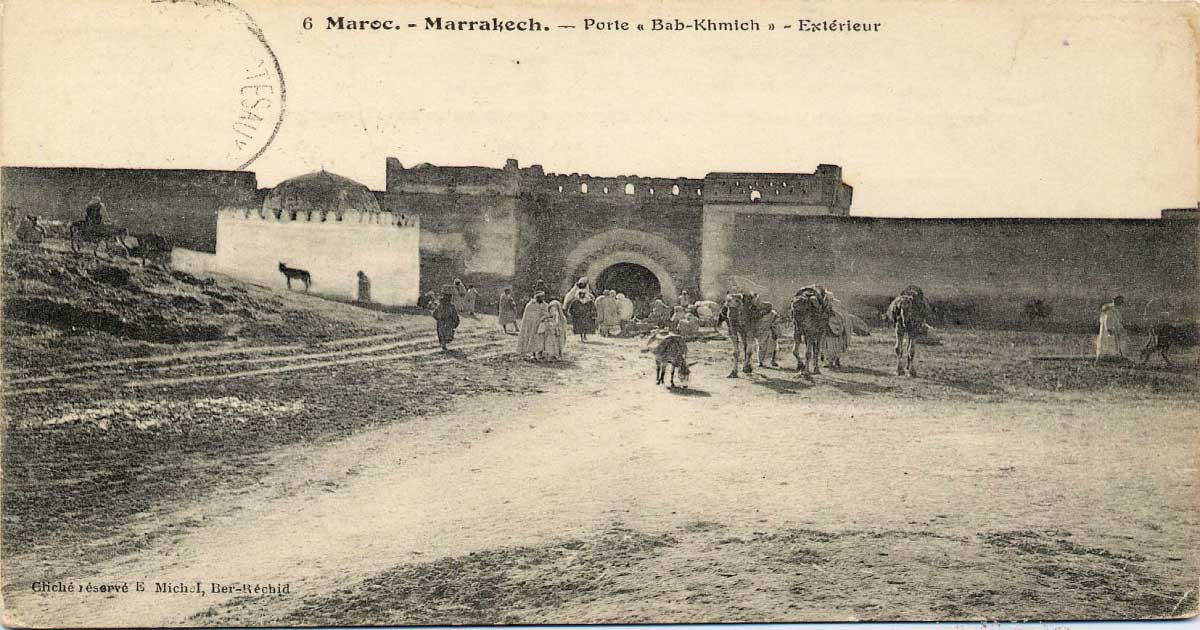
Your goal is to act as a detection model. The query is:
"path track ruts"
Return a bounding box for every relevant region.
[4,328,516,397]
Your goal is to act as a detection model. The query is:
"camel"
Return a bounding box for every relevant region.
[791,285,833,375]
[718,292,758,378]
[884,285,931,377]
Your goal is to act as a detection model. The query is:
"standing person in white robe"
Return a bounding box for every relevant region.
[543,300,568,360]
[821,291,852,369]
[594,291,612,336]
[451,279,468,312]
[516,291,549,361]
[1095,295,1126,362]
[596,291,619,337]
[754,302,784,368]
[616,292,635,324]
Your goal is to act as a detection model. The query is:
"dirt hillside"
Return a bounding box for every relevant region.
[1,245,436,369]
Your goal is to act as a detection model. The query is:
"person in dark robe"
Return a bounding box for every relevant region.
[356,271,372,303]
[84,196,105,226]
[431,289,460,350]
[567,291,598,342]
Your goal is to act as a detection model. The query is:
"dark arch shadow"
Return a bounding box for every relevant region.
[596,262,663,309]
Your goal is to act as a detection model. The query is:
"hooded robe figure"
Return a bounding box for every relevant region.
[356,271,372,303]
[451,279,468,312]
[821,292,852,368]
[562,277,595,313]
[464,286,479,316]
[754,302,784,367]
[1095,296,1126,361]
[84,196,105,226]
[517,292,549,359]
[431,291,460,350]
[543,300,568,360]
[616,293,635,322]
[498,289,519,332]
[595,291,613,336]
[568,292,597,339]
[648,298,671,326]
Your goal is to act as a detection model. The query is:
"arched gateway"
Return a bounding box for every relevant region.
[563,229,691,304]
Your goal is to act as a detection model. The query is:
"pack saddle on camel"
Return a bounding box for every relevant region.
[791,285,834,375]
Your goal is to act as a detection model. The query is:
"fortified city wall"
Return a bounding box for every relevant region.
[709,211,1199,330]
[0,167,258,252]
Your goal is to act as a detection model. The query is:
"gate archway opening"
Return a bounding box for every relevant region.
[596,263,662,311]
[583,251,679,311]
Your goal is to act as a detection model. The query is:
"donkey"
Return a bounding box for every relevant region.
[1139,322,1194,367]
[69,219,131,258]
[884,285,931,377]
[278,262,312,292]
[717,292,758,378]
[128,232,172,267]
[791,285,833,375]
[644,333,696,389]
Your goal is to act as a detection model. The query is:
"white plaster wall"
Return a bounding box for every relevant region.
[170,248,216,276]
[214,210,420,306]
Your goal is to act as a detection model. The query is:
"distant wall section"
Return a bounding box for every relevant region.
[0,167,258,252]
[213,208,420,306]
[705,211,1199,330]
[384,158,520,309]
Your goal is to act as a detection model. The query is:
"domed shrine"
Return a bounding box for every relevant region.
[262,170,381,218]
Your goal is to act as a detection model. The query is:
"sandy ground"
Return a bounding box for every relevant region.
[2,324,1198,626]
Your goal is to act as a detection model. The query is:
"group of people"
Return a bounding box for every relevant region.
[593,290,636,336]
[427,274,858,369]
[513,277,622,361]
[419,280,480,317]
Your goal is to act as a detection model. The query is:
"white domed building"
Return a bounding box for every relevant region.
[262,170,382,219]
[213,170,420,306]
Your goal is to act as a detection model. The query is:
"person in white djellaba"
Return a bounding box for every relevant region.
[1095,295,1126,362]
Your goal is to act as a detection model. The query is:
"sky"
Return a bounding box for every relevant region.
[2,0,1197,218]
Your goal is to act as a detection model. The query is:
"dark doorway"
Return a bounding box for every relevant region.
[596,263,662,316]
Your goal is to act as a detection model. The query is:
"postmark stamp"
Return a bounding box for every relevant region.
[151,0,286,170]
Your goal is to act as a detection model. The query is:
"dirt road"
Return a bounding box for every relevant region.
[3,330,1198,625]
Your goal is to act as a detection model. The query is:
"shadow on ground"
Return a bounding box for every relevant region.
[191,523,1194,626]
